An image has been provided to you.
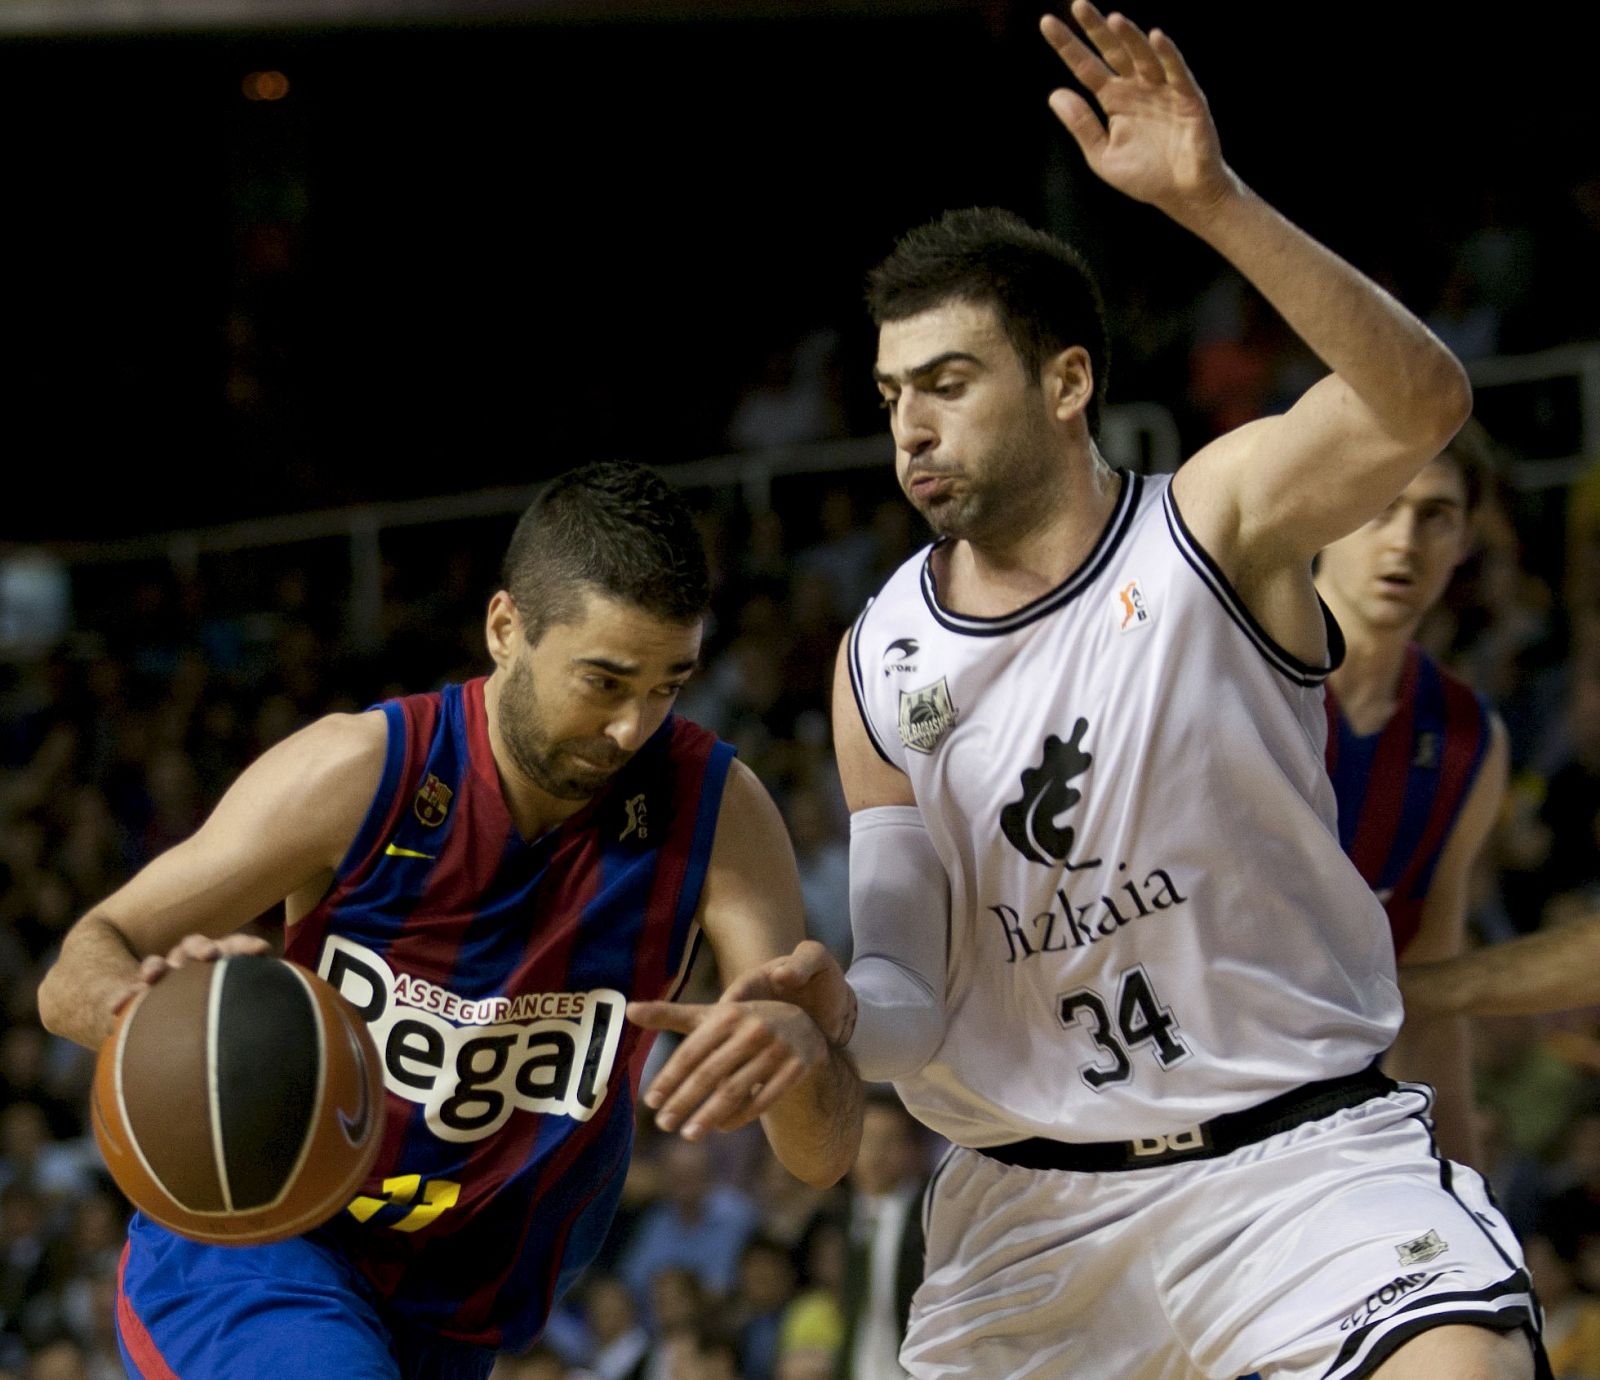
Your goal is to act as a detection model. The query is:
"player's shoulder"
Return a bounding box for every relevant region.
[294,707,389,756]
[265,709,390,792]
[708,758,788,854]
[850,543,936,654]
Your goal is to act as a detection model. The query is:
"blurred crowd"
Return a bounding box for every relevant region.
[3,227,1600,1378]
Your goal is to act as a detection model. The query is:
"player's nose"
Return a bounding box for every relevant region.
[1384,507,1422,551]
[893,393,937,457]
[603,700,651,752]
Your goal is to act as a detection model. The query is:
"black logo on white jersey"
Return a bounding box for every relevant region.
[882,637,919,677]
[1001,720,1102,869]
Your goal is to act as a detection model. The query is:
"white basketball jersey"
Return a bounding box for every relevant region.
[848,471,1401,1147]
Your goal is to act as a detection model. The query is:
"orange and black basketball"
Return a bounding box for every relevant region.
[90,954,384,1246]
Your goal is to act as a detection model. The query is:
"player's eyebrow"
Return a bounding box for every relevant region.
[872,350,983,387]
[576,656,699,677]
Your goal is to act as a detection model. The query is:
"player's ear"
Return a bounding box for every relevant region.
[1046,345,1094,424]
[485,590,523,667]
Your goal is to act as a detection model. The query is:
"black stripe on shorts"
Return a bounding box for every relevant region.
[1323,1269,1536,1380]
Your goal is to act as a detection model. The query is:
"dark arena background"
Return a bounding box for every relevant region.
[2,0,1598,1376]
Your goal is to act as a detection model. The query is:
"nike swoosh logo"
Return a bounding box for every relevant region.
[384,844,436,860]
[337,1021,373,1146]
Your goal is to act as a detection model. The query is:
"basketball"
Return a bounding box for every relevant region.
[90,954,385,1246]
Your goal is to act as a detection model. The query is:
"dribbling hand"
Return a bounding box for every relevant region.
[109,933,273,1021]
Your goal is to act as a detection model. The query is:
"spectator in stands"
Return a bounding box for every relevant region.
[620,1139,759,1304]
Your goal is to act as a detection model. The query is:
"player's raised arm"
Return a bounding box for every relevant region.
[1041,3,1472,566]
[37,711,386,1050]
[627,759,864,1187]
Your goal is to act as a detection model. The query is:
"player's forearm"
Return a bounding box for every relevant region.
[1401,920,1600,1016]
[843,806,951,1082]
[1179,179,1470,449]
[37,912,144,1050]
[761,1043,863,1187]
[845,958,946,1081]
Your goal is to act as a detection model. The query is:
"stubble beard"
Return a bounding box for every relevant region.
[498,657,625,801]
[915,420,1060,548]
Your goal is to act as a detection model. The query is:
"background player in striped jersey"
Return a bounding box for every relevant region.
[1316,423,1506,1165]
[657,3,1550,1375]
[37,462,863,1379]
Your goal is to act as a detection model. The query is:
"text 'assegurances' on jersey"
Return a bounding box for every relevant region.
[316,936,625,1144]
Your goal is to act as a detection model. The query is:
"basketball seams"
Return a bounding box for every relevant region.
[111,984,189,1217]
[270,963,330,1218]
[207,960,235,1213]
[102,960,377,1242]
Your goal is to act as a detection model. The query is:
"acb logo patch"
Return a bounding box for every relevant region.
[414,773,454,828]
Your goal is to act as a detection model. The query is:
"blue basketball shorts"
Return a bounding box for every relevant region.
[115,1213,496,1380]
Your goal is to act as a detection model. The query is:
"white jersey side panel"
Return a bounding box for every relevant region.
[849,471,1401,1147]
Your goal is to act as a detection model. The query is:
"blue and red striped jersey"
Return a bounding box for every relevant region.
[1324,645,1490,956]
[284,677,733,1351]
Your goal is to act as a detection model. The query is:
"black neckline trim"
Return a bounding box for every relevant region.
[918,471,1142,638]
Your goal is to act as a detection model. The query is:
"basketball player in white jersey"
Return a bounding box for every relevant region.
[645,4,1545,1376]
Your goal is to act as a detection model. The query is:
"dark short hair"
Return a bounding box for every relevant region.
[501,461,710,642]
[1437,416,1495,514]
[867,207,1109,435]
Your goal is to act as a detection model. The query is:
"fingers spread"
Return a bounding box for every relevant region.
[167,934,217,967]
[627,999,702,1035]
[680,1046,800,1139]
[1149,29,1202,98]
[1040,12,1114,92]
[645,1008,773,1129]
[1108,11,1165,84]
[638,1003,824,1138]
[1069,1,1135,77]
[1048,89,1108,160]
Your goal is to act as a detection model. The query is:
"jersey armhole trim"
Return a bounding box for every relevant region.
[847,604,898,768]
[1162,485,1339,688]
[669,737,738,940]
[335,701,411,880]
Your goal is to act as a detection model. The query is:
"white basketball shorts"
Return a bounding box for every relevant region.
[904,1084,1541,1379]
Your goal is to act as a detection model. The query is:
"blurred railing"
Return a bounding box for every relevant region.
[5,344,1596,659]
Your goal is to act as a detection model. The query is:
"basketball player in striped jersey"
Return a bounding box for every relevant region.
[1316,424,1506,1167]
[652,5,1548,1376]
[38,463,863,1380]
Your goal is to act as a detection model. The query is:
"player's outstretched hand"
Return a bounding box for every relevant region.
[108,933,273,1020]
[628,998,828,1140]
[1040,2,1231,224]
[720,940,856,1049]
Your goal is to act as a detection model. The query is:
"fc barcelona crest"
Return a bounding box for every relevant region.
[414,773,454,828]
[898,678,959,755]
